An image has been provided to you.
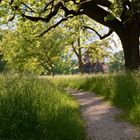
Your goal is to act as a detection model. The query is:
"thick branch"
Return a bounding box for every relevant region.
[71,43,79,57]
[43,0,55,12]
[22,2,62,22]
[22,14,46,22]
[22,2,78,23]
[37,15,74,37]
[7,15,15,22]
[83,26,113,39]
[80,1,123,35]
[61,3,78,16]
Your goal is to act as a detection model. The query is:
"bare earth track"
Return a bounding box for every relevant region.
[67,89,140,140]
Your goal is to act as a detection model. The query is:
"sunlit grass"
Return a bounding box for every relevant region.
[1,72,140,139]
[0,75,86,140]
[53,72,140,127]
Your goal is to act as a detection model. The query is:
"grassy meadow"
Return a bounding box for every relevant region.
[53,72,140,127]
[0,72,140,139]
[0,75,86,140]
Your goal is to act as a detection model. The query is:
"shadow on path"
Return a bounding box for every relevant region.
[67,89,140,140]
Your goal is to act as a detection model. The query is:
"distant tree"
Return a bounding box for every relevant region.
[35,30,68,75]
[109,50,125,72]
[65,16,112,73]
[64,16,87,73]
[0,22,69,75]
[87,39,112,62]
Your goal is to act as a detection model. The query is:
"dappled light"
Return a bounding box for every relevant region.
[67,89,140,140]
[0,0,139,139]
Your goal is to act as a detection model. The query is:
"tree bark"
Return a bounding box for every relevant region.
[77,38,84,73]
[118,19,140,70]
[71,38,84,73]
[78,55,84,73]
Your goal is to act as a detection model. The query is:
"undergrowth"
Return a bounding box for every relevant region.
[0,75,86,140]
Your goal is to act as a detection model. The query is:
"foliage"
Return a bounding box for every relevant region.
[87,39,112,62]
[110,0,140,20]
[64,16,113,73]
[109,50,125,72]
[0,75,86,140]
[0,14,113,75]
[0,21,72,74]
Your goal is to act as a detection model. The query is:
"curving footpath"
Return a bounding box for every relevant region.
[67,89,140,140]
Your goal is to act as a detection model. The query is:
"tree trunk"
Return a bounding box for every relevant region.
[77,47,84,73]
[72,38,84,74]
[118,20,140,70]
[77,38,84,73]
[78,56,84,73]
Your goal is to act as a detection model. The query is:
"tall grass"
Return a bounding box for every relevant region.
[53,73,140,127]
[0,75,86,140]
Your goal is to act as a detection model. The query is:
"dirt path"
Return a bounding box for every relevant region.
[67,89,140,140]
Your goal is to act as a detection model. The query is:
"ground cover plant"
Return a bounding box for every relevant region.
[54,73,140,127]
[0,75,86,140]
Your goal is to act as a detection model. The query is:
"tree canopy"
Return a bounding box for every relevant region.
[0,20,72,74]
[0,0,140,70]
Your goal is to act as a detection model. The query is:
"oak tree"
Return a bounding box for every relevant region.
[0,0,140,70]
